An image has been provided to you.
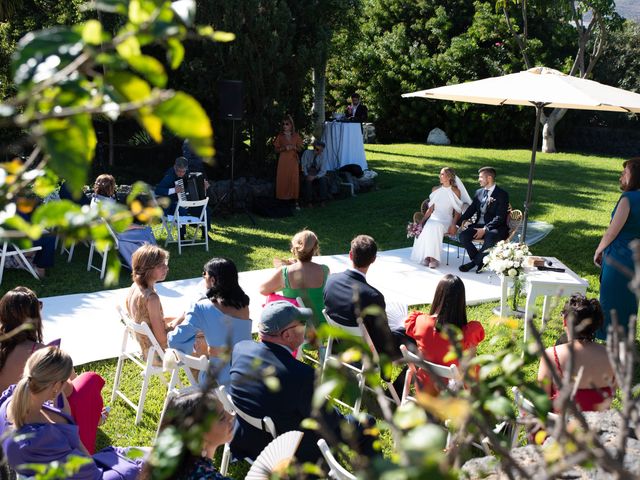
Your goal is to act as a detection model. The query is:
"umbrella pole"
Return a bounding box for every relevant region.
[522,104,544,243]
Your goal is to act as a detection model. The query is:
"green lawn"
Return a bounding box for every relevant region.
[1,144,626,476]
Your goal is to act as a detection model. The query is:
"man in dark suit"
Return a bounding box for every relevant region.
[458,166,510,273]
[346,93,368,123]
[229,301,375,464]
[323,235,414,390]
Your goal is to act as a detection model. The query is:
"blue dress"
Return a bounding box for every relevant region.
[598,190,640,340]
[168,300,252,385]
[0,386,143,479]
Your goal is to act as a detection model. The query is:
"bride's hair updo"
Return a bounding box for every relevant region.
[442,167,456,185]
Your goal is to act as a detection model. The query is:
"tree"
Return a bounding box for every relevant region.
[0,0,228,283]
[498,0,622,152]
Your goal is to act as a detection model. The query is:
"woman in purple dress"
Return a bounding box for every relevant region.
[0,347,143,479]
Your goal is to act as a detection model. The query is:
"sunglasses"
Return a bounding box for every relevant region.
[279,323,303,335]
[314,147,322,152]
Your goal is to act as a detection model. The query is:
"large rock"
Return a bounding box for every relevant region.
[462,410,640,479]
[427,127,451,145]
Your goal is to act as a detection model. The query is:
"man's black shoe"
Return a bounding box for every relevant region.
[475,265,483,274]
[459,261,475,272]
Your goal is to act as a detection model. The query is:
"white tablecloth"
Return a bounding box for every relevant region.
[321,122,368,171]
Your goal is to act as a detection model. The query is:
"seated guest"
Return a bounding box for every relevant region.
[90,173,157,269]
[345,93,368,123]
[154,157,211,235]
[405,274,484,395]
[0,287,105,454]
[126,245,184,361]
[141,391,234,480]
[169,258,252,385]
[300,140,330,207]
[324,235,413,362]
[229,301,376,465]
[260,230,329,329]
[0,347,144,479]
[458,167,509,273]
[91,173,117,205]
[537,295,616,412]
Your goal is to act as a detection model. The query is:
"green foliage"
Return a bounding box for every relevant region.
[22,455,92,479]
[594,19,640,93]
[0,0,229,284]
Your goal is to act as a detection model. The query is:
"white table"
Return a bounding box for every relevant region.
[321,122,368,171]
[498,257,589,343]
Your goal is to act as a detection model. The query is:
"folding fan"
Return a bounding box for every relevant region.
[245,430,304,480]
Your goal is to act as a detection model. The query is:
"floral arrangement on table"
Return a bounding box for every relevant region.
[406,221,423,239]
[483,240,531,311]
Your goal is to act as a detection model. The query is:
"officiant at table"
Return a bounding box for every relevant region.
[345,93,368,123]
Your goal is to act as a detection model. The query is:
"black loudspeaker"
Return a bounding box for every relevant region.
[217,80,244,120]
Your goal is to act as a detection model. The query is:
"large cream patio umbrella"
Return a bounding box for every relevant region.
[403,66,640,241]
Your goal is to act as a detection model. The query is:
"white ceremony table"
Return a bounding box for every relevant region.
[498,257,589,343]
[321,121,368,171]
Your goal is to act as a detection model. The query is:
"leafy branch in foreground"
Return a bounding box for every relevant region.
[0,0,232,284]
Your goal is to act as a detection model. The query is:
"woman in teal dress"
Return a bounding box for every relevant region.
[259,229,329,328]
[594,158,640,340]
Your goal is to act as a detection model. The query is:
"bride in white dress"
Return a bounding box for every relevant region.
[411,167,472,268]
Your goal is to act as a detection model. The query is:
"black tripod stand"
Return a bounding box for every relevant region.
[227,118,256,226]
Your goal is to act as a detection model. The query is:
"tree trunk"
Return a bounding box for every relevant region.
[540,108,567,153]
[311,50,327,140]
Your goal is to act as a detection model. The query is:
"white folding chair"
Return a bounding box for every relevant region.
[294,296,322,366]
[399,344,461,405]
[321,309,401,414]
[511,386,559,448]
[111,305,178,425]
[317,439,356,480]
[216,384,277,468]
[0,241,42,285]
[155,348,209,439]
[163,198,209,254]
[87,221,119,279]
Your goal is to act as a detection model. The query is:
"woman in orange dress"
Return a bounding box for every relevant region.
[405,274,484,395]
[274,115,304,204]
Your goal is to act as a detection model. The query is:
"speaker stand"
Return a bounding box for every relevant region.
[228,119,256,226]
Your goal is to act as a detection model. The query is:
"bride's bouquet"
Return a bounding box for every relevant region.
[406,221,423,239]
[484,240,530,311]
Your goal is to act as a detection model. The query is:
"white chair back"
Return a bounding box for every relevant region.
[111,305,174,425]
[216,385,277,438]
[0,241,42,285]
[400,344,461,405]
[511,386,559,447]
[164,197,209,254]
[317,439,356,480]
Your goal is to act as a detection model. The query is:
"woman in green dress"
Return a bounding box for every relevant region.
[259,229,329,328]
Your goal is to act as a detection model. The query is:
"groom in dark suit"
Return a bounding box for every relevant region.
[458,167,510,273]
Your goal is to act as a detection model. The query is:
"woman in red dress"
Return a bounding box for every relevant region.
[274,115,303,205]
[405,274,485,395]
[537,295,616,412]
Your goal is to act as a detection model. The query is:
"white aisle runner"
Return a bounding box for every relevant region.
[41,247,502,366]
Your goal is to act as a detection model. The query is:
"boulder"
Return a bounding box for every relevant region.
[427,128,451,145]
[462,410,640,479]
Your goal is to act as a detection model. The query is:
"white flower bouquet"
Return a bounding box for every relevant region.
[483,241,531,311]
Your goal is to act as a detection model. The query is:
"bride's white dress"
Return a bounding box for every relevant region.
[411,186,465,264]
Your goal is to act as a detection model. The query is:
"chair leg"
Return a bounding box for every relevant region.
[100,248,109,280]
[87,242,95,272]
[321,337,334,382]
[354,372,364,415]
[0,242,8,286]
[220,443,231,475]
[111,355,125,404]
[136,364,153,425]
